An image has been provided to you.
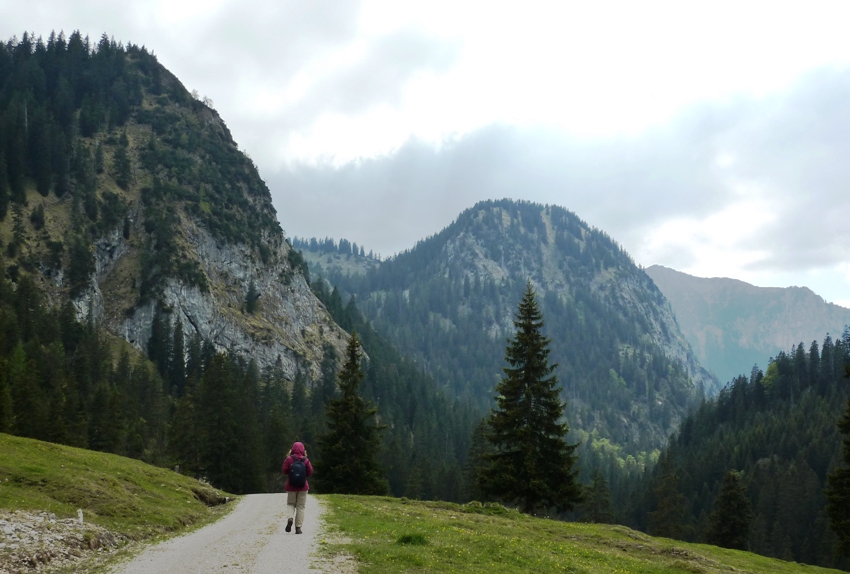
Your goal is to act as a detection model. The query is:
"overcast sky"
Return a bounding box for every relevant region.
[3,1,850,307]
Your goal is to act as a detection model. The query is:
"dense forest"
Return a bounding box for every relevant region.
[295,199,710,463]
[635,331,850,569]
[0,251,477,499]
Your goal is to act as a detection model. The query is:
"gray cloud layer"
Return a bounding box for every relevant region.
[270,66,850,275]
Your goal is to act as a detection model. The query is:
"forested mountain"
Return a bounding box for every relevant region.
[0,31,475,501]
[646,265,850,385]
[0,31,346,382]
[637,330,850,569]
[296,199,718,462]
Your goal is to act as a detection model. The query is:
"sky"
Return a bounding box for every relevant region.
[3,1,850,307]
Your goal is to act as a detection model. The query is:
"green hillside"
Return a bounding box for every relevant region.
[0,432,231,536]
[319,494,843,573]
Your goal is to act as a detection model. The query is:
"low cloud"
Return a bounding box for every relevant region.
[270,66,850,283]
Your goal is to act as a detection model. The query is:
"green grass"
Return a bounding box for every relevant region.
[0,433,234,539]
[319,496,842,574]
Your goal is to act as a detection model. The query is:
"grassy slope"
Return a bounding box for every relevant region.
[0,433,233,539]
[320,495,842,574]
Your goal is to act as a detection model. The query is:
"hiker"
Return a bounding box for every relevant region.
[282,441,313,534]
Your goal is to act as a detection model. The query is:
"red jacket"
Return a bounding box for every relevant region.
[282,441,313,492]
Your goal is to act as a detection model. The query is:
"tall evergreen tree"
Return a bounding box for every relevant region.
[648,455,689,539]
[583,469,613,523]
[316,332,388,495]
[0,356,12,432]
[196,353,242,492]
[827,366,850,555]
[113,132,131,190]
[170,317,185,396]
[477,282,581,514]
[706,470,753,550]
[0,154,9,220]
[245,280,259,314]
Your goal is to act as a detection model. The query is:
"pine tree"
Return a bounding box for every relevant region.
[706,470,752,550]
[827,366,850,555]
[0,154,10,220]
[170,317,186,396]
[0,357,12,432]
[648,456,689,539]
[583,469,613,523]
[113,133,131,190]
[245,280,259,314]
[196,353,243,492]
[316,332,388,495]
[477,282,581,514]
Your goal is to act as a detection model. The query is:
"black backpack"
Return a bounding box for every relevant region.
[289,456,308,488]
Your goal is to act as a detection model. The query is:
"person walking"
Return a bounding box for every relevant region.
[282,441,313,534]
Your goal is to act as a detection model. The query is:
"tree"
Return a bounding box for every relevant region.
[170,317,186,396]
[316,332,388,495]
[0,154,10,220]
[477,281,581,514]
[582,469,613,523]
[245,280,259,314]
[706,470,752,550]
[648,455,689,539]
[113,133,131,190]
[827,366,850,555]
[196,353,243,492]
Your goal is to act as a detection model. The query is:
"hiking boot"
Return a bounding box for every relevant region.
[295,527,302,534]
[285,518,293,533]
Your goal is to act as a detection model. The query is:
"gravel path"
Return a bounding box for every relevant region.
[114,493,330,574]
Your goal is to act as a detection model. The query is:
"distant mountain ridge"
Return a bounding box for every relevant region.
[299,199,719,459]
[645,265,850,384]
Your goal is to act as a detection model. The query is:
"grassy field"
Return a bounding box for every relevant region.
[319,495,842,574]
[0,433,233,539]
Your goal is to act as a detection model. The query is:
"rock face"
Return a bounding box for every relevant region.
[75,216,346,382]
[646,265,850,385]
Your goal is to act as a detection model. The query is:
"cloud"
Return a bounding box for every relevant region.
[269,66,850,289]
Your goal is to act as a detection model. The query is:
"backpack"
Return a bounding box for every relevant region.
[288,456,308,488]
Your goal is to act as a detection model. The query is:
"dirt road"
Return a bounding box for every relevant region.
[113,493,333,574]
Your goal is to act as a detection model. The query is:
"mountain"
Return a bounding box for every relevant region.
[297,199,719,459]
[0,32,346,382]
[645,265,850,385]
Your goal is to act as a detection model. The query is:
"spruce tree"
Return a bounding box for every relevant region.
[316,332,388,495]
[827,366,850,555]
[245,280,259,314]
[477,282,581,514]
[0,154,9,220]
[583,469,613,523]
[170,317,186,396]
[113,133,131,190]
[648,456,689,539]
[706,470,752,550]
